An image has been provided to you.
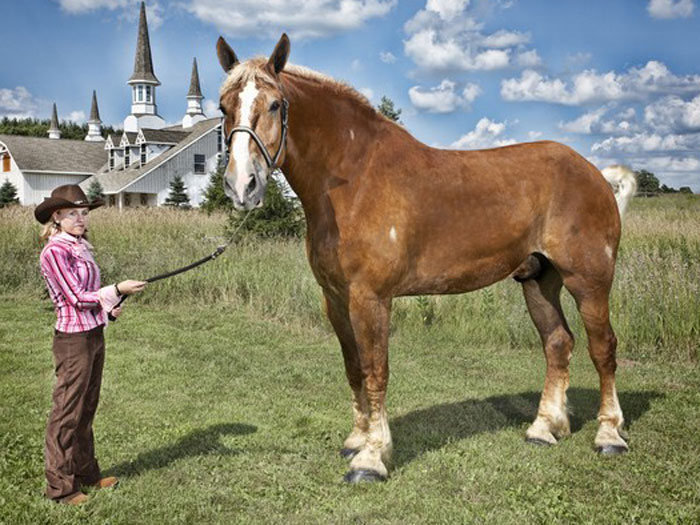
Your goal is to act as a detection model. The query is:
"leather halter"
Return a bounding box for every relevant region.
[222,98,289,169]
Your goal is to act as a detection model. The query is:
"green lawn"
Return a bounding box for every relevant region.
[2,298,699,524]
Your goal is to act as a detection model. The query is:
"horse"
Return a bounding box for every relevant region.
[216,34,637,483]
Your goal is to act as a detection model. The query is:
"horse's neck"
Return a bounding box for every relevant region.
[280,75,381,210]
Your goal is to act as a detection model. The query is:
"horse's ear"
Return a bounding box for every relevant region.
[267,33,290,76]
[217,36,239,73]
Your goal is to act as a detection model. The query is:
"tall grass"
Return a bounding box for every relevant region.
[1,194,698,361]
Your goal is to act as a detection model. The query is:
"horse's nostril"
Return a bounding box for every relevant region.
[247,176,257,194]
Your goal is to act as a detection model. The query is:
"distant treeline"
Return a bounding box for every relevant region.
[0,117,119,140]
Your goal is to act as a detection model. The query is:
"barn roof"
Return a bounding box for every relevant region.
[0,134,107,173]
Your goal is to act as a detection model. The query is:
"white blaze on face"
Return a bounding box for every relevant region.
[389,226,397,243]
[232,80,259,198]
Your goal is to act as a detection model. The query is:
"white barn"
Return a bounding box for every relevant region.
[0,1,222,210]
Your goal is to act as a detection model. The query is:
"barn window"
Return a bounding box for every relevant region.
[146,86,152,102]
[109,150,114,170]
[138,85,143,102]
[124,148,130,168]
[140,145,147,165]
[2,154,10,172]
[216,126,223,152]
[194,154,206,174]
[140,193,148,206]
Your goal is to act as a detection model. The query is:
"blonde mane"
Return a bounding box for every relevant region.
[220,58,377,115]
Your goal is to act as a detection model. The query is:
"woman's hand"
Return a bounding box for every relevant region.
[117,280,147,295]
[111,306,122,318]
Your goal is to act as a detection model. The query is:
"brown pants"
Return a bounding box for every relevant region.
[45,325,105,500]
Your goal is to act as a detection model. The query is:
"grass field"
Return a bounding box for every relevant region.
[1,196,699,523]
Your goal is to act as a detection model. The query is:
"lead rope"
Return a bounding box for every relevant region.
[108,208,254,320]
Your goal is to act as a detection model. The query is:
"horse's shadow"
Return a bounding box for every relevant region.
[390,388,662,468]
[104,422,257,478]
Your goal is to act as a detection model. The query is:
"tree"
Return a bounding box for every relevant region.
[636,169,660,195]
[679,186,693,194]
[0,178,19,207]
[86,178,105,202]
[164,174,191,208]
[200,160,232,214]
[377,96,402,123]
[0,116,117,139]
[226,173,304,238]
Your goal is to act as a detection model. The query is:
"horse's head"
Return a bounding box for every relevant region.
[217,34,291,210]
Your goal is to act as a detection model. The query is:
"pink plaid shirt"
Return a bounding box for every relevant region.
[40,232,119,333]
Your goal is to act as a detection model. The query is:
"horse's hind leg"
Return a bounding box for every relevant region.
[521,262,574,445]
[563,275,628,454]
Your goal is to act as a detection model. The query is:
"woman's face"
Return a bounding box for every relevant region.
[55,207,90,237]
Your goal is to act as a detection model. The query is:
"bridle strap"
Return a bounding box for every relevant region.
[223,98,289,169]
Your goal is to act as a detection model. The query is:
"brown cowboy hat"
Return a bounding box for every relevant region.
[34,184,104,224]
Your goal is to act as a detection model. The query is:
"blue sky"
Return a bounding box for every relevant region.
[2,0,700,190]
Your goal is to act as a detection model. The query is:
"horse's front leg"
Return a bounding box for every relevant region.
[343,286,392,482]
[323,292,369,459]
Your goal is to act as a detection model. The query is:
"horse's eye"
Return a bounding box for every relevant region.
[270,101,280,112]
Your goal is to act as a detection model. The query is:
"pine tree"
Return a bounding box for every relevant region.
[377,96,402,123]
[164,174,191,208]
[86,178,105,202]
[200,161,232,213]
[0,178,19,207]
[226,174,304,238]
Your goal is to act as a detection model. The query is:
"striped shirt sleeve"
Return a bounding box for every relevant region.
[40,245,101,310]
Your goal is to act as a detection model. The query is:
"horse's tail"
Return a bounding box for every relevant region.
[601,165,637,218]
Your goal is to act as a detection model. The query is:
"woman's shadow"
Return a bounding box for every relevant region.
[390,388,661,468]
[105,422,257,478]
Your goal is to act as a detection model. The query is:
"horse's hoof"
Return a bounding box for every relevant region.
[343,469,387,484]
[596,444,628,455]
[526,437,553,447]
[339,448,359,459]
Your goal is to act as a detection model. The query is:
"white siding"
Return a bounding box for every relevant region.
[23,172,91,205]
[125,130,219,207]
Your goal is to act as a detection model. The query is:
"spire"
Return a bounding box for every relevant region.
[48,103,61,139]
[187,58,203,98]
[89,90,101,122]
[85,91,105,142]
[183,57,205,128]
[129,2,160,85]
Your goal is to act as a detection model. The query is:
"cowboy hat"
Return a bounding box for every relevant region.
[34,184,104,224]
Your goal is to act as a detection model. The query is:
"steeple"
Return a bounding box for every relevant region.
[48,103,61,140]
[129,1,160,86]
[124,1,164,132]
[182,58,205,129]
[85,90,105,142]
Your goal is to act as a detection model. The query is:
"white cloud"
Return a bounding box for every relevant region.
[648,0,694,19]
[592,132,700,154]
[204,99,222,118]
[185,0,396,39]
[449,117,516,149]
[426,0,470,21]
[409,79,481,113]
[67,110,87,123]
[351,59,363,71]
[559,105,638,135]
[528,130,543,140]
[501,61,700,105]
[57,0,164,28]
[403,1,539,73]
[644,94,700,133]
[516,49,542,68]
[0,86,40,119]
[379,51,396,63]
[359,87,374,101]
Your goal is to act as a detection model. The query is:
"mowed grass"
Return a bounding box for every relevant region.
[1,195,699,523]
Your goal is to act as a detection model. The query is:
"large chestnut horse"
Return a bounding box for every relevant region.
[216,34,637,483]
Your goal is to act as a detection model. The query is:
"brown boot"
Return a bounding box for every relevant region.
[61,492,89,505]
[93,476,119,489]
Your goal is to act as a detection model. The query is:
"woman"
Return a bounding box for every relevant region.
[35,184,146,505]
